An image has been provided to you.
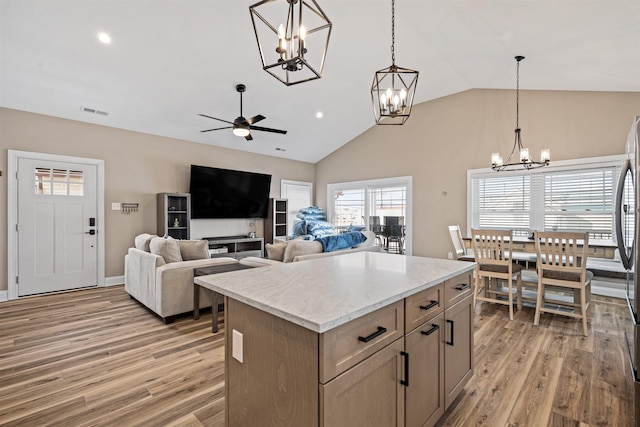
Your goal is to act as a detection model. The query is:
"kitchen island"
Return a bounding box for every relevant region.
[195,251,476,427]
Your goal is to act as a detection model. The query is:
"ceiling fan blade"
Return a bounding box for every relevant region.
[245,133,253,141]
[246,114,266,125]
[200,126,232,132]
[249,125,287,135]
[198,114,235,126]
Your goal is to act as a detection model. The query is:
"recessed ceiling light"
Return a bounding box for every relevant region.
[98,32,111,44]
[316,112,323,119]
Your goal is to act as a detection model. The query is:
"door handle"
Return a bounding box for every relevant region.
[419,300,439,311]
[358,326,387,343]
[400,351,409,387]
[421,324,440,336]
[446,319,454,346]
[85,230,96,235]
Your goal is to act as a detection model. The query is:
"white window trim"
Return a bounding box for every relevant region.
[327,176,413,255]
[466,154,626,237]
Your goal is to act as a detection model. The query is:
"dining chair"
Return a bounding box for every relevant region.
[471,229,523,320]
[533,231,592,336]
[448,225,474,261]
[369,216,384,246]
[386,224,405,254]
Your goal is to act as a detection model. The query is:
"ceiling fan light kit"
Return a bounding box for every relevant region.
[199,84,287,141]
[249,0,332,86]
[371,0,419,125]
[491,56,550,171]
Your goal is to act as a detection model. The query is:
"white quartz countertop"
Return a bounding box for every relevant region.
[194,252,476,333]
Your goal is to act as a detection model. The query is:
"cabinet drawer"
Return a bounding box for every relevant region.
[444,272,473,309]
[320,300,404,383]
[405,283,444,333]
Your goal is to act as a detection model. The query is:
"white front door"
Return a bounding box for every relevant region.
[17,158,99,296]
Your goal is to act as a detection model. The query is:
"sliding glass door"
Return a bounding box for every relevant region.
[328,177,412,255]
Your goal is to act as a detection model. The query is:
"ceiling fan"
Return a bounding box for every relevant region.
[199,84,287,141]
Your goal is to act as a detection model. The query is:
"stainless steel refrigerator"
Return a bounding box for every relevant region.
[616,115,640,426]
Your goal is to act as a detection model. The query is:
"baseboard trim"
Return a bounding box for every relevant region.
[104,276,124,287]
[0,291,7,302]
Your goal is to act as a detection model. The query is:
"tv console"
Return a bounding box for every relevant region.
[203,236,264,260]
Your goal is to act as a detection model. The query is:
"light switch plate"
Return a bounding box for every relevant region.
[111,202,121,211]
[232,329,243,363]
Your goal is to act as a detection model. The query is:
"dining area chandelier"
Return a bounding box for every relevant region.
[491,56,550,171]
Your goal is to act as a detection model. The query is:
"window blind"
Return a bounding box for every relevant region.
[470,161,620,240]
[471,174,530,236]
[543,168,616,239]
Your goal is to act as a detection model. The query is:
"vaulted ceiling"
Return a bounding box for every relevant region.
[1,0,639,163]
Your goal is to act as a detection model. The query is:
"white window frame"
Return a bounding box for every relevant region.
[467,154,625,241]
[327,176,413,255]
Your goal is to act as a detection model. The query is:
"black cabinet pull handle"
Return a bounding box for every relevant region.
[421,324,439,336]
[419,300,438,311]
[446,319,454,346]
[400,351,409,387]
[358,326,387,343]
[455,283,470,291]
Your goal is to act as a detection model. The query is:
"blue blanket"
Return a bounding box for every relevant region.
[315,231,367,253]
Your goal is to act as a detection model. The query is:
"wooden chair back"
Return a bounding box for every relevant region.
[448,225,467,259]
[534,231,589,288]
[471,228,513,268]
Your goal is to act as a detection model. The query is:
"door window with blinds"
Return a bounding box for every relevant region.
[468,155,624,240]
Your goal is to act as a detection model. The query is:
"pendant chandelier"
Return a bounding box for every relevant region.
[371,0,419,125]
[249,0,332,86]
[491,56,550,171]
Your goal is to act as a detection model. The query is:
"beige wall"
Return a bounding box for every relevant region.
[2,89,639,293]
[0,108,314,292]
[316,89,640,259]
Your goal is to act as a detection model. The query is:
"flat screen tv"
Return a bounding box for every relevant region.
[189,165,272,219]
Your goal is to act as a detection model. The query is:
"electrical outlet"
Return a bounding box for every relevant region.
[232,329,243,363]
[447,252,453,260]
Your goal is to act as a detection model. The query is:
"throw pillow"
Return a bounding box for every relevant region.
[179,239,209,261]
[283,239,323,263]
[265,239,288,261]
[134,233,157,252]
[150,236,183,263]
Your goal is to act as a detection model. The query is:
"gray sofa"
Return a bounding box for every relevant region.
[124,234,267,322]
[124,231,380,322]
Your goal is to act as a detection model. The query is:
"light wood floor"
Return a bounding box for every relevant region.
[0,286,633,426]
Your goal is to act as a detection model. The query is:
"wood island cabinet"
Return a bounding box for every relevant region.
[321,339,406,426]
[405,312,445,427]
[223,269,474,427]
[444,294,474,408]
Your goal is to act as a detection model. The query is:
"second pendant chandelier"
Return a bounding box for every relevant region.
[371,0,419,125]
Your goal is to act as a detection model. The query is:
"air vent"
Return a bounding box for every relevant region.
[275,147,287,152]
[81,106,109,116]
